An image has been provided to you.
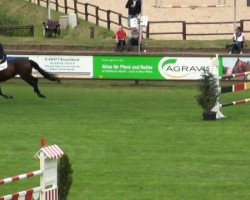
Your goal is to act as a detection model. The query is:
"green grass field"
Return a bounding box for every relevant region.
[0,80,250,200]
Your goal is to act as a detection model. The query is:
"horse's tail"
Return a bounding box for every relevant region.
[29,60,60,83]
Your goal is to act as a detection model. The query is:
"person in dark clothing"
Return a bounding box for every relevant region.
[125,0,141,28]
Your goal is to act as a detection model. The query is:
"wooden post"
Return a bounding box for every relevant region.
[85,3,88,21]
[74,0,78,14]
[55,0,59,11]
[90,27,94,39]
[38,0,40,6]
[146,22,150,39]
[107,10,111,30]
[64,0,68,14]
[95,6,99,25]
[240,20,244,31]
[182,21,186,40]
[118,14,122,26]
[31,25,34,37]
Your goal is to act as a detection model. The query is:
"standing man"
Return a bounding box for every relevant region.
[125,0,141,28]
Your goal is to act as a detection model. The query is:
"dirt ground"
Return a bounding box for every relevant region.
[34,0,250,40]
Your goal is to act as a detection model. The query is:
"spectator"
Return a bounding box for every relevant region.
[125,0,141,28]
[115,26,126,52]
[127,27,143,51]
[229,26,245,54]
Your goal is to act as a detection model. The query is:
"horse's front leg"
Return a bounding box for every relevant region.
[0,85,13,99]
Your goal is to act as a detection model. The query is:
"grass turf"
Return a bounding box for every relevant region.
[0,80,250,199]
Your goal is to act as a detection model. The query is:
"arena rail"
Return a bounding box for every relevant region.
[32,0,250,40]
[0,25,34,37]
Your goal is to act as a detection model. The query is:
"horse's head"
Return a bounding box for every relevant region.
[232,58,249,73]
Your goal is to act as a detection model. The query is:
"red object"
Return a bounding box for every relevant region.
[234,72,245,78]
[41,138,46,147]
[45,188,58,200]
[234,83,245,92]
[12,193,19,200]
[235,99,246,105]
[25,190,33,200]
[116,30,126,41]
[11,176,20,182]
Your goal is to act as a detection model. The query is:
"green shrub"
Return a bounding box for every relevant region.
[196,71,219,113]
[58,154,73,200]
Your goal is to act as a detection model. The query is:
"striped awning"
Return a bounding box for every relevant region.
[35,144,64,160]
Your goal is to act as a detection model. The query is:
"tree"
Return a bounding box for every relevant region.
[196,70,219,119]
[58,154,73,200]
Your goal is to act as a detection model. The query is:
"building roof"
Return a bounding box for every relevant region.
[35,144,64,159]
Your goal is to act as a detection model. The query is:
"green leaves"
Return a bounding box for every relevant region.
[196,71,219,113]
[58,154,73,200]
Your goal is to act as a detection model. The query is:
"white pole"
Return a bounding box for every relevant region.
[40,151,45,200]
[138,0,142,53]
[48,0,51,20]
[233,0,236,30]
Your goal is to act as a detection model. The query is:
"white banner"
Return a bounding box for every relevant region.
[158,56,218,80]
[9,55,93,78]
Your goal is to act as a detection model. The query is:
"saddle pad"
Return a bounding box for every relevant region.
[7,56,29,62]
[0,60,7,71]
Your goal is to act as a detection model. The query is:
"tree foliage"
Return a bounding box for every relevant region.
[58,154,73,200]
[196,71,219,113]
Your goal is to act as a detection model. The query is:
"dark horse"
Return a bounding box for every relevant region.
[224,58,250,76]
[0,57,60,99]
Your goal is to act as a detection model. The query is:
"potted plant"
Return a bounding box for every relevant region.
[196,70,219,120]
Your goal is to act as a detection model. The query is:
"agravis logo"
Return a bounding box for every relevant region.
[158,57,211,79]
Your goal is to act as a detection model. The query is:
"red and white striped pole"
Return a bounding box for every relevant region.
[221,71,250,79]
[221,98,250,107]
[0,170,42,185]
[0,186,41,200]
[221,82,250,94]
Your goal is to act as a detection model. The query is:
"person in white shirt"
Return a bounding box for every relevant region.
[229,26,245,54]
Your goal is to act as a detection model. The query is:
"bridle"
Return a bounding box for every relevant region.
[233,59,248,73]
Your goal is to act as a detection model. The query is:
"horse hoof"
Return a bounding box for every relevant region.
[1,95,13,99]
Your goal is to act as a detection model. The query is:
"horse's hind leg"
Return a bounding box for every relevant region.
[0,85,13,99]
[22,77,46,98]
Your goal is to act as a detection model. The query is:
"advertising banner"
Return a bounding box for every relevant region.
[9,55,93,78]
[93,55,218,80]
[219,56,250,78]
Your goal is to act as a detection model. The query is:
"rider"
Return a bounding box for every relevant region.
[0,43,6,63]
[0,43,8,71]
